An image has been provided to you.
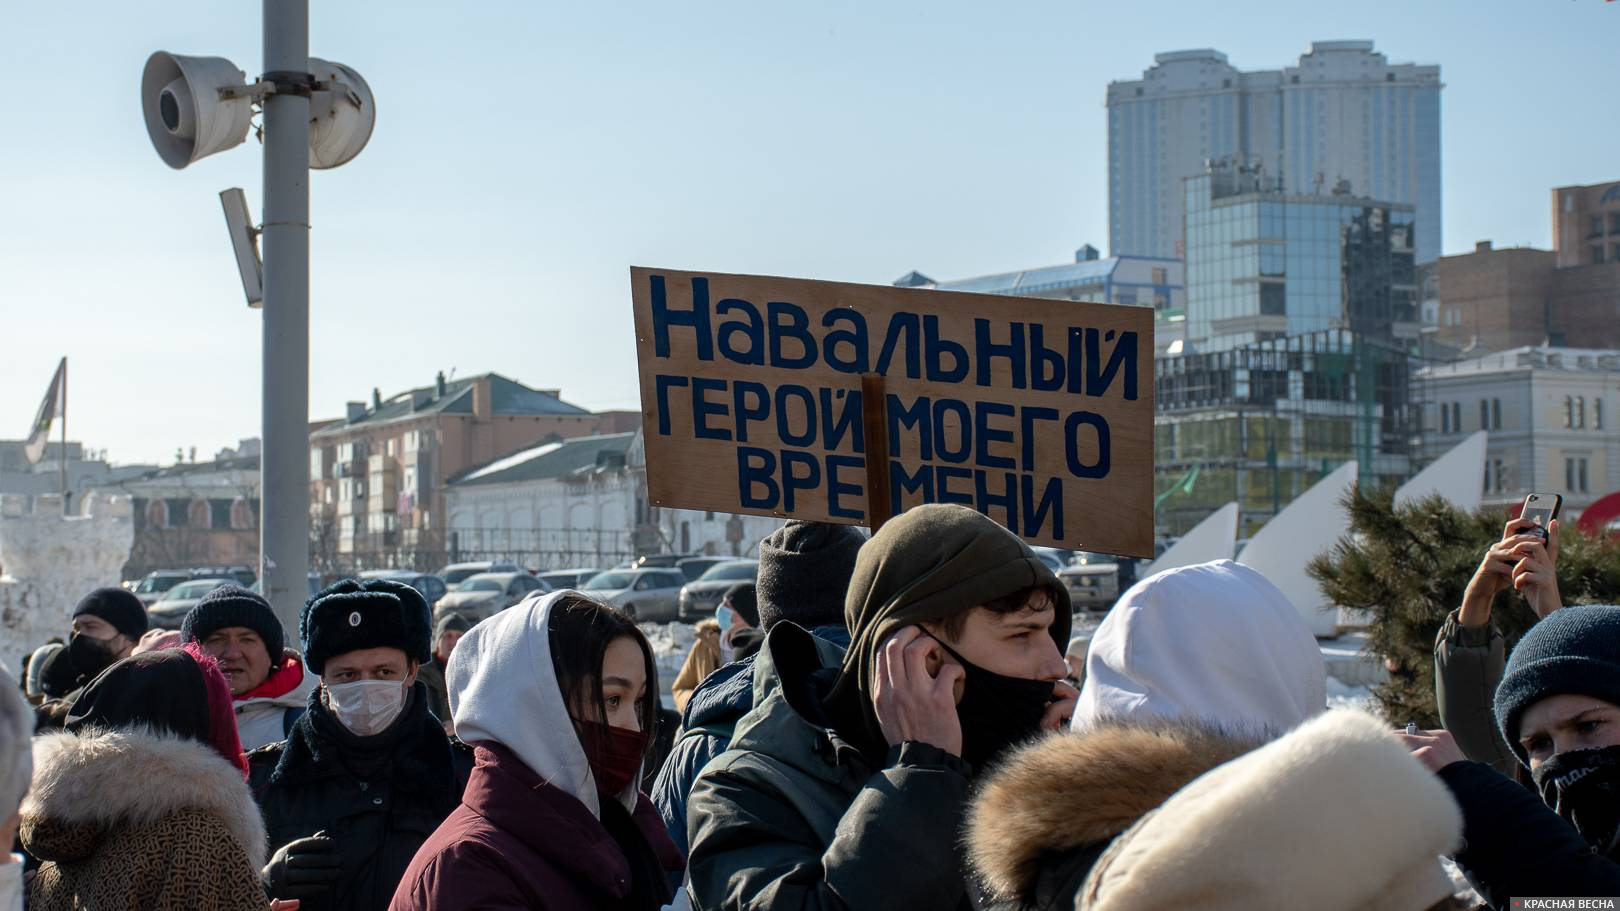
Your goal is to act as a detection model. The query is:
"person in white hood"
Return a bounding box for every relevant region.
[390,591,684,911]
[1073,558,1327,733]
[964,560,1422,911]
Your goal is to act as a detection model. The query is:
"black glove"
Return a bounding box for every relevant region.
[262,832,340,901]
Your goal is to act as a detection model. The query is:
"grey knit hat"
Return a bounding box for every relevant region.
[434,611,472,646]
[1495,604,1620,766]
[755,521,866,632]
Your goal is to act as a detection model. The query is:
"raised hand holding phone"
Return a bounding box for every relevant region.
[1460,517,1548,627]
[1512,493,1563,619]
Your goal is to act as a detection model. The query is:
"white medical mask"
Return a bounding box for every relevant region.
[325,679,408,736]
[716,604,734,630]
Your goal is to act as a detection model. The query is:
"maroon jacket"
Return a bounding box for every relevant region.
[389,742,683,911]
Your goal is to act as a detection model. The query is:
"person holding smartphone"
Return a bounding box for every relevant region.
[1434,498,1563,773]
[1402,605,1620,906]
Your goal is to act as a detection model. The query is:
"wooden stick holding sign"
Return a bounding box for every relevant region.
[630,266,1155,556]
[860,373,891,532]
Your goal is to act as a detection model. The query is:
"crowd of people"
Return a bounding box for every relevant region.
[1,503,1618,909]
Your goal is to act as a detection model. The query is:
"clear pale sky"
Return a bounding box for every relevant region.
[1,0,1614,466]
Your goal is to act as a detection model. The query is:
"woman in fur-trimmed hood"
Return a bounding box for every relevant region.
[21,646,269,911]
[967,560,1332,910]
[970,710,1466,911]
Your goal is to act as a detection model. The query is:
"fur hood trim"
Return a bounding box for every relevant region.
[1078,710,1462,910]
[967,721,1261,899]
[23,726,267,868]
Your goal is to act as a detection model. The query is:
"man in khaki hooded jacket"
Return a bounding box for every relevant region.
[685,504,1074,911]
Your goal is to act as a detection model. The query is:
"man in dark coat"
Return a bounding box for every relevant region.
[32,588,148,728]
[685,505,1075,911]
[651,521,863,862]
[250,579,472,911]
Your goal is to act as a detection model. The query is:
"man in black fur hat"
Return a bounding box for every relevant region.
[250,578,472,911]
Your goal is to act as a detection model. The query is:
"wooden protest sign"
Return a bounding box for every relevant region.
[631,266,1155,557]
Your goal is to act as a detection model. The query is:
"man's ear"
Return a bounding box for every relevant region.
[405,660,420,686]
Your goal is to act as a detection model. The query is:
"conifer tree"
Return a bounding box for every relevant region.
[1308,488,1620,725]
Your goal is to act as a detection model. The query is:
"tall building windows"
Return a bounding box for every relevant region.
[1492,398,1501,430]
[1566,396,1575,429]
[1597,398,1605,430]
[1479,400,1489,431]
[1578,396,1587,429]
[1440,404,1451,434]
[1567,457,1590,494]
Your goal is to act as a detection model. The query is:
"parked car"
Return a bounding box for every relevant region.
[677,560,759,621]
[581,568,688,622]
[147,578,235,629]
[676,556,729,582]
[1030,548,1065,575]
[248,573,324,601]
[1058,552,1122,612]
[357,570,449,608]
[537,568,602,590]
[434,572,549,622]
[630,553,700,571]
[437,561,525,587]
[190,565,257,588]
[127,570,194,607]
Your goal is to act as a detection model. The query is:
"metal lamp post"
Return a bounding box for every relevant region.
[142,0,374,632]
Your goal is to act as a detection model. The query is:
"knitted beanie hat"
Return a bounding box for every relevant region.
[1495,604,1620,766]
[755,521,865,631]
[73,587,149,640]
[181,585,285,659]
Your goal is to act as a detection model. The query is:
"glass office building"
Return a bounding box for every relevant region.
[1184,162,1417,353]
[1154,328,1416,536]
[1108,41,1442,264]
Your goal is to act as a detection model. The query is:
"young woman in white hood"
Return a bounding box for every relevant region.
[390,591,683,911]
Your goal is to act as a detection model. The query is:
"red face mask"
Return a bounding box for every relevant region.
[576,719,649,797]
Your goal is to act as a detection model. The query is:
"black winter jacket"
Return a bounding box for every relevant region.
[247,682,473,911]
[1440,760,1620,908]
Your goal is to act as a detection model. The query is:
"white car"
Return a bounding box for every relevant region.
[581,568,688,622]
[1058,553,1122,611]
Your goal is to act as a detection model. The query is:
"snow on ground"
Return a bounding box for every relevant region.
[1324,675,1378,713]
[642,621,697,710]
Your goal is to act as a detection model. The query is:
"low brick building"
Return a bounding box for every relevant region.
[1434,181,1620,353]
[309,372,638,569]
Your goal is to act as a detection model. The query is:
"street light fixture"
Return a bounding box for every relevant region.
[140,3,376,633]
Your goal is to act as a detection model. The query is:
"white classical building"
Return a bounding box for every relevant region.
[443,431,783,570]
[1414,348,1620,517]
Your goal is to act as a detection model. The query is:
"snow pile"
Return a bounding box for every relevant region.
[641,621,697,692]
[1324,675,1377,713]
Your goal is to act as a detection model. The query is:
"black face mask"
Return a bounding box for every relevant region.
[68,632,120,680]
[1532,745,1620,856]
[928,634,1055,774]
